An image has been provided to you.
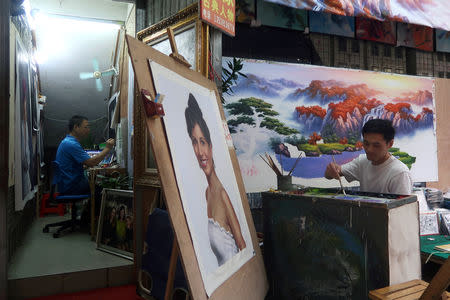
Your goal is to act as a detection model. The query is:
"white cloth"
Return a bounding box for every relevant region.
[208,218,238,266]
[341,154,412,195]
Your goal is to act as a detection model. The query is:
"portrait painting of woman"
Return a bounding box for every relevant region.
[185,94,246,266]
[149,61,254,296]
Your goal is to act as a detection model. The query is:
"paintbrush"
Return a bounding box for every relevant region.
[260,154,281,176]
[288,153,303,176]
[266,152,282,176]
[331,154,346,195]
[259,154,272,169]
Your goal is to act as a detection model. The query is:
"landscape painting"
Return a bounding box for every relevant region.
[257,0,307,31]
[263,0,450,32]
[309,11,354,38]
[436,29,450,53]
[397,22,433,52]
[223,57,437,192]
[356,18,396,45]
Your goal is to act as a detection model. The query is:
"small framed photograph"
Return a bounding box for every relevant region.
[96,188,134,260]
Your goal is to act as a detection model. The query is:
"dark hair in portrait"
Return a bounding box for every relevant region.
[68,115,88,131]
[362,119,395,142]
[185,93,211,145]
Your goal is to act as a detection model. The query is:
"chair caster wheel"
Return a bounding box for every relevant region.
[43,227,49,233]
[53,232,60,238]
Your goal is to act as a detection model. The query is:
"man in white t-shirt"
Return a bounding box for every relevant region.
[324,119,412,195]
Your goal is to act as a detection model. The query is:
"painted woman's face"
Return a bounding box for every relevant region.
[191,124,213,176]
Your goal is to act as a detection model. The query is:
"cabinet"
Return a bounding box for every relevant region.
[262,190,420,299]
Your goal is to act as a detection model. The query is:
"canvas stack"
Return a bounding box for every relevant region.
[424,188,444,209]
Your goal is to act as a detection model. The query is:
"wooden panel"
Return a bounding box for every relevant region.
[0,1,10,298]
[126,34,267,300]
[427,78,450,190]
[369,280,427,299]
[119,39,129,119]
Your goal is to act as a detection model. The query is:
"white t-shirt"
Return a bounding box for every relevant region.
[341,154,412,195]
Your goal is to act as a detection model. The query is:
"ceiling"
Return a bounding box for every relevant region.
[29,0,133,148]
[30,0,132,22]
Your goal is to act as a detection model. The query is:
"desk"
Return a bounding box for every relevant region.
[88,167,127,239]
[420,234,450,264]
[262,190,420,299]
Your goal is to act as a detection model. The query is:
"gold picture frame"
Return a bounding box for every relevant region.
[134,3,209,187]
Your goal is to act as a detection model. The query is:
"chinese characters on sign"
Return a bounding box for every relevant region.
[200,0,235,37]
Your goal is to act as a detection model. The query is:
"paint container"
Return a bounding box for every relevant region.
[277,175,293,191]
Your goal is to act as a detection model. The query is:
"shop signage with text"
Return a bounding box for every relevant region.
[200,0,235,37]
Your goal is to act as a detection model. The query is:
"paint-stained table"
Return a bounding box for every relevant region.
[420,234,450,265]
[262,190,420,300]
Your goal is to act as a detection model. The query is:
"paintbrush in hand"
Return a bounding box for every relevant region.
[331,154,346,195]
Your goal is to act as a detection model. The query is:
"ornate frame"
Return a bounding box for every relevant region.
[134,3,209,187]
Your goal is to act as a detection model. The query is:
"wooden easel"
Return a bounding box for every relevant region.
[127,31,267,300]
[163,27,190,300]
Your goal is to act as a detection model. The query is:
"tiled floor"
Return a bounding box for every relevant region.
[8,214,133,280]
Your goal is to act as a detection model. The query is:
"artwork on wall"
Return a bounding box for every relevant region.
[236,0,256,24]
[14,33,37,210]
[223,57,437,193]
[96,188,134,260]
[309,11,354,38]
[436,29,450,53]
[149,60,254,296]
[397,22,433,52]
[257,0,306,31]
[419,212,439,236]
[356,17,396,45]
[439,210,450,235]
[263,0,450,32]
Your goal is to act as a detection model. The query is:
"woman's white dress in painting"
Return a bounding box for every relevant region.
[208,218,238,266]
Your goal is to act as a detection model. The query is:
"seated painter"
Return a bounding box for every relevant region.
[185,94,246,266]
[324,119,412,195]
[55,115,115,195]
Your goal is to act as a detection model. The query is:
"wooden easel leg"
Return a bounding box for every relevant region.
[164,238,179,300]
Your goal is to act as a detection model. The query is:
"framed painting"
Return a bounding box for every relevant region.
[96,188,134,260]
[436,29,450,53]
[356,17,396,45]
[134,3,209,187]
[257,0,307,31]
[397,22,433,52]
[309,11,354,38]
[126,35,267,299]
[419,211,439,236]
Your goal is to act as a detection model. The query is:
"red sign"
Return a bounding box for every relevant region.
[200,0,235,37]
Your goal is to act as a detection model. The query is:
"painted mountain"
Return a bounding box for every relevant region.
[223,57,437,192]
[293,81,434,137]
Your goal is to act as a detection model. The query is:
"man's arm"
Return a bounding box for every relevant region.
[83,138,115,167]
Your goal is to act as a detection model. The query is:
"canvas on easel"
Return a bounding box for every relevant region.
[126,34,267,300]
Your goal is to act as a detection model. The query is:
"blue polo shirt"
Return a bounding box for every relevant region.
[55,135,91,194]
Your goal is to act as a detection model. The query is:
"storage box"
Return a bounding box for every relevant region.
[263,190,420,299]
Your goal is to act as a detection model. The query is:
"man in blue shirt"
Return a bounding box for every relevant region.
[56,115,115,195]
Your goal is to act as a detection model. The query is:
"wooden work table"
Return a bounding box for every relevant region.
[88,167,127,239]
[420,234,450,265]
